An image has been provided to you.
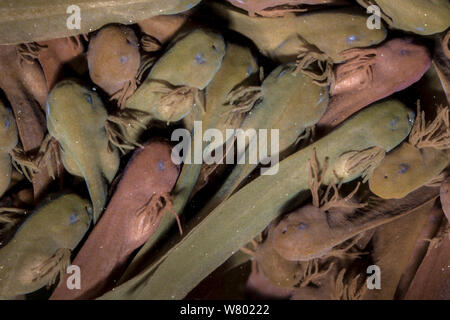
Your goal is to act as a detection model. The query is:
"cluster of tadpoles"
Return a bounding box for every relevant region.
[0,0,449,300]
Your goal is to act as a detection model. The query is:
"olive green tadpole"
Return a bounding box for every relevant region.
[46,80,120,222]
[369,104,450,199]
[210,1,387,85]
[117,42,259,282]
[199,62,329,216]
[87,24,142,109]
[0,0,203,45]
[107,29,226,153]
[0,193,92,299]
[357,0,450,36]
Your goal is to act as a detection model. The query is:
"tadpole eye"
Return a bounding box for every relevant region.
[281,227,287,234]
[195,53,206,64]
[69,213,80,225]
[84,93,93,105]
[212,45,218,52]
[4,118,10,131]
[120,56,128,64]
[398,163,409,174]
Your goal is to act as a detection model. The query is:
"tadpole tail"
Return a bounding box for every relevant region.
[81,162,108,224]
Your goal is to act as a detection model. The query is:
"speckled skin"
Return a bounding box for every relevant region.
[88,25,140,97]
[0,194,92,299]
[369,143,449,199]
[210,2,387,63]
[46,80,120,222]
[319,38,431,131]
[227,0,348,17]
[0,101,18,198]
[50,140,179,300]
[361,0,450,35]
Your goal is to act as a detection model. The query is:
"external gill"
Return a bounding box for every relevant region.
[105,110,148,154]
[222,85,262,126]
[331,48,377,95]
[332,146,386,183]
[308,148,368,211]
[299,259,335,288]
[10,146,39,182]
[152,80,205,123]
[112,56,155,110]
[409,102,450,150]
[294,36,335,87]
[141,34,162,52]
[135,192,183,236]
[35,135,62,180]
[31,248,71,289]
[16,42,47,64]
[332,268,367,300]
[0,207,27,234]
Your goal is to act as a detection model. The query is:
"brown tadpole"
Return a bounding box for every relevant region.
[270,150,440,262]
[37,36,87,90]
[272,186,440,263]
[0,45,47,150]
[50,140,180,300]
[87,24,142,109]
[0,44,57,201]
[318,38,431,133]
[138,13,192,52]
